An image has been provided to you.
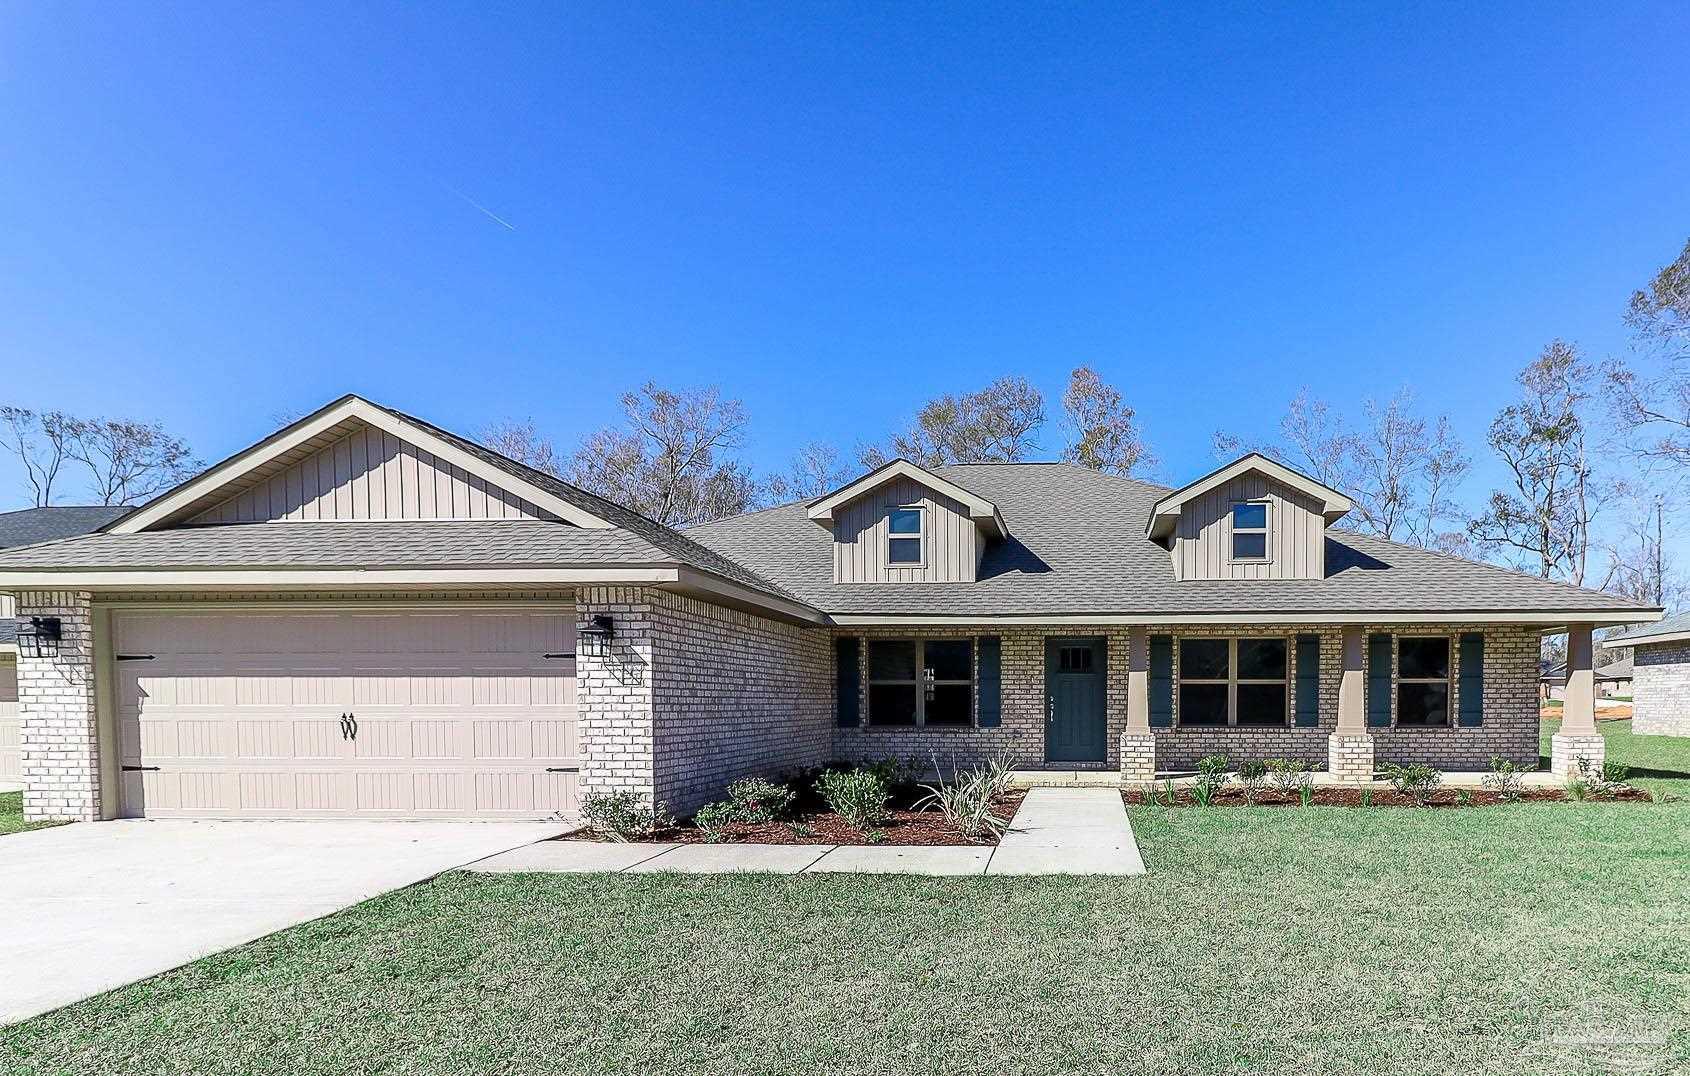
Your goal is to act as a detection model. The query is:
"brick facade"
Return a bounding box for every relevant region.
[15,590,101,822]
[830,622,1541,775]
[1630,642,1690,737]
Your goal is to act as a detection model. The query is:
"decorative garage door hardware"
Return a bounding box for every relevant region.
[546,767,578,773]
[114,654,156,661]
[121,765,160,772]
[338,713,359,741]
[543,652,575,659]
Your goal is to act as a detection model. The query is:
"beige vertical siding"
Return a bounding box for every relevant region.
[1173,474,1326,580]
[832,477,980,583]
[190,428,556,523]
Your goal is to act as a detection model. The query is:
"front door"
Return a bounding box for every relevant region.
[1045,636,1107,763]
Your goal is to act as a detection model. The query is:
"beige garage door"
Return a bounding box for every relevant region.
[113,606,578,820]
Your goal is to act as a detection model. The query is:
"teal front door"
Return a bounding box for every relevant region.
[1045,637,1107,763]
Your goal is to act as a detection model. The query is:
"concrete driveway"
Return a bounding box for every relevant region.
[0,818,566,1025]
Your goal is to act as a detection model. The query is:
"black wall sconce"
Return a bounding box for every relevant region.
[577,614,615,656]
[17,616,62,659]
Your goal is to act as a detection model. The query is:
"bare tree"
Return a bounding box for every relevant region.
[1625,236,1690,352]
[765,441,850,503]
[568,382,755,527]
[1060,366,1152,475]
[1598,488,1679,609]
[0,407,76,506]
[1468,341,1604,583]
[1214,388,1467,548]
[59,417,198,506]
[860,376,1045,469]
[482,419,564,477]
[1607,238,1690,463]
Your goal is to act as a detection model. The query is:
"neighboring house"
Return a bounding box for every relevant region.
[1604,618,1690,736]
[1541,656,1632,702]
[0,395,1659,824]
[0,506,131,784]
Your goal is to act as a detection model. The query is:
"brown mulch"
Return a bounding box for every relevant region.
[1122,786,1650,808]
[567,789,1027,846]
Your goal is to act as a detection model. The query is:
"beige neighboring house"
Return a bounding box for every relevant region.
[0,395,1660,825]
[0,506,130,785]
[1541,655,1632,702]
[1605,617,1690,736]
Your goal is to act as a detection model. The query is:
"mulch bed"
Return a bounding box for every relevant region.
[567,789,1027,846]
[1122,787,1651,808]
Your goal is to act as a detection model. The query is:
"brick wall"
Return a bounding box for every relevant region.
[831,622,1541,773]
[575,586,658,804]
[15,590,101,822]
[1631,642,1690,736]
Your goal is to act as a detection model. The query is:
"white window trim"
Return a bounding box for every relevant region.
[865,637,976,728]
[884,505,926,569]
[1176,636,1290,728]
[1229,499,1272,564]
[1395,633,1454,729]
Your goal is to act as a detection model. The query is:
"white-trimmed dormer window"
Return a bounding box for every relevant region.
[887,506,924,565]
[1231,501,1269,561]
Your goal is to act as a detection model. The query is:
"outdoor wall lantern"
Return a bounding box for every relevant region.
[17,616,62,659]
[577,614,615,656]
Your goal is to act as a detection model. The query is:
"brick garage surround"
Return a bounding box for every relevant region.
[1631,642,1690,737]
[831,623,1542,773]
[576,586,833,816]
[15,590,100,823]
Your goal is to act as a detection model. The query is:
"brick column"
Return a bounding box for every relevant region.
[1551,623,1604,777]
[1327,625,1374,783]
[574,587,658,807]
[17,591,101,822]
[1119,626,1156,781]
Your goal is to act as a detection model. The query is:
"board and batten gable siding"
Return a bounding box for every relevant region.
[830,476,981,583]
[1172,473,1326,580]
[190,425,558,524]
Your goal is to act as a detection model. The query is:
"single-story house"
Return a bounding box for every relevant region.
[0,395,1660,823]
[1604,617,1690,736]
[0,506,131,783]
[1540,655,1632,702]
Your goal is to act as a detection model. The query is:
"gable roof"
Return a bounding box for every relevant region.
[1603,612,1690,648]
[687,462,1658,624]
[0,505,130,550]
[806,459,1008,539]
[1146,453,1352,542]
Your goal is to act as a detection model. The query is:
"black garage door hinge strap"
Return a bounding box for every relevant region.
[543,653,575,659]
[545,767,579,773]
[115,654,156,661]
[121,765,161,772]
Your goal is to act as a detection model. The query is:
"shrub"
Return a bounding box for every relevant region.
[1193,754,1228,807]
[1573,756,1631,798]
[1235,760,1269,805]
[580,790,675,842]
[1267,758,1315,802]
[860,757,914,791]
[1383,762,1443,806]
[725,777,796,823]
[692,801,739,843]
[1482,756,1526,803]
[915,758,1009,841]
[982,749,1019,798]
[815,767,891,829]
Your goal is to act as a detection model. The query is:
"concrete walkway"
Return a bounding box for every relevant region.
[0,818,566,1025]
[467,787,1144,877]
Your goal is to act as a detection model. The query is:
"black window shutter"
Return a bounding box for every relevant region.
[834,636,860,728]
[1458,632,1484,727]
[977,636,1001,727]
[1295,634,1320,727]
[1149,634,1174,727]
[1366,633,1393,727]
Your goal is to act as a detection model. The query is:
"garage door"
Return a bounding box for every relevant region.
[113,606,578,819]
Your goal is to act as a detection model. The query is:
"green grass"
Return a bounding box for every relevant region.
[0,791,62,837]
[1540,717,1690,798]
[4,723,1689,1074]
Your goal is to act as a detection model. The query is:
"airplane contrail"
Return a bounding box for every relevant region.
[441,182,516,231]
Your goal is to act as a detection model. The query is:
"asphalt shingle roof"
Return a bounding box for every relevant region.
[0,506,130,550]
[1602,612,1690,645]
[685,463,1654,619]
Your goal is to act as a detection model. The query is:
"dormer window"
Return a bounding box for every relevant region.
[1231,501,1269,561]
[887,507,923,565]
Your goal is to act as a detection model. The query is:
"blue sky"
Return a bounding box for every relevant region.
[1,3,1687,511]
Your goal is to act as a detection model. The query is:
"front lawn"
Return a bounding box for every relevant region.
[5,797,1687,1075]
[0,792,61,837]
[1540,716,1690,798]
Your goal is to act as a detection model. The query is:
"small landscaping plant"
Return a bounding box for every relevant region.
[915,757,1009,841]
[815,766,892,830]
[1235,760,1269,805]
[1483,756,1526,803]
[1383,762,1443,807]
[1456,788,1474,808]
[1360,787,1374,807]
[580,790,676,842]
[692,801,739,843]
[1267,758,1315,805]
[1193,754,1228,807]
[725,776,796,823]
[1573,756,1632,798]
